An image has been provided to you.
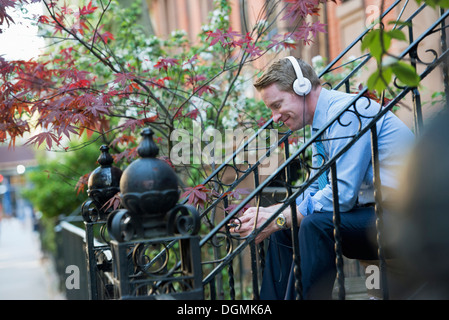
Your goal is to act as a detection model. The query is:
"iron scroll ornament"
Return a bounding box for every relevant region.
[81,199,100,223]
[107,204,200,242]
[107,209,135,242]
[166,204,201,236]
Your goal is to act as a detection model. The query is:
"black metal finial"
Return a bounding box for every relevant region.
[137,128,159,158]
[98,145,113,167]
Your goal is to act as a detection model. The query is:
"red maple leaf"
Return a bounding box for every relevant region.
[218,188,251,201]
[101,192,121,211]
[99,30,114,43]
[24,131,60,149]
[91,24,115,44]
[142,114,158,123]
[244,43,262,58]
[75,173,90,196]
[282,0,320,22]
[256,116,268,127]
[148,76,171,88]
[61,4,74,15]
[110,134,137,147]
[184,109,199,119]
[154,58,179,71]
[224,203,251,215]
[181,184,212,209]
[120,118,142,132]
[85,103,110,117]
[68,79,91,89]
[186,74,207,87]
[194,84,215,97]
[72,18,90,35]
[205,30,222,46]
[79,1,98,16]
[268,33,298,51]
[114,147,138,163]
[113,72,136,86]
[38,15,51,24]
[356,84,392,106]
[0,0,16,27]
[206,27,242,47]
[184,54,199,67]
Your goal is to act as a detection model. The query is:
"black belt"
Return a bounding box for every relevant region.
[358,202,375,208]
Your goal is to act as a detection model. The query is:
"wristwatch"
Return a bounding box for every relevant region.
[275,213,289,230]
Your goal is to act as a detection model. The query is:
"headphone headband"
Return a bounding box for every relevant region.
[284,56,312,96]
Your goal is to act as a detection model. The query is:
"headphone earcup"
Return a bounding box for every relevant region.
[293,77,312,96]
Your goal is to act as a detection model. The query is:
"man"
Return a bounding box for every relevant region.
[232,56,415,299]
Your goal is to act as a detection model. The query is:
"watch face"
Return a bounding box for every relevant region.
[276,215,286,227]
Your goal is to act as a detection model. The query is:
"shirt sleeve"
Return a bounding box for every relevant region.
[296,192,321,216]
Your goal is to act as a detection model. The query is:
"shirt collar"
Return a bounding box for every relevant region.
[312,87,331,132]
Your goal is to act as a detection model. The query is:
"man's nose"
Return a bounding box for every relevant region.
[272,112,282,123]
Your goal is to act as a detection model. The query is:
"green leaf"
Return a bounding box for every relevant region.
[422,0,449,7]
[361,30,377,51]
[439,0,449,7]
[387,29,407,41]
[367,67,393,92]
[362,29,392,62]
[431,91,445,99]
[423,0,437,8]
[387,20,412,27]
[391,61,420,87]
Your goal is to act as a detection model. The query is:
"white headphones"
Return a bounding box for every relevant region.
[284,56,312,96]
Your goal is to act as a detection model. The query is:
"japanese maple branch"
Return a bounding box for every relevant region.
[42,0,118,73]
[43,0,171,123]
[90,0,112,49]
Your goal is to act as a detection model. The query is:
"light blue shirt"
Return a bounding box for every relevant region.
[296,88,414,215]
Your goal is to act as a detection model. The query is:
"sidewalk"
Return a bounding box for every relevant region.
[0,217,65,300]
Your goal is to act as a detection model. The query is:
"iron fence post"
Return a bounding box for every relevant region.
[107,128,203,299]
[81,145,122,300]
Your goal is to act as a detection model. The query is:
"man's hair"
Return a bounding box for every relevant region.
[254,57,321,93]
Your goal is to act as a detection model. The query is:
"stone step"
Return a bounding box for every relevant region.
[332,276,376,300]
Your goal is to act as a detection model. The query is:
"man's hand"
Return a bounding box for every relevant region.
[230,204,304,244]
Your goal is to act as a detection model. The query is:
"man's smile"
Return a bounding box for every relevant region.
[280,115,290,124]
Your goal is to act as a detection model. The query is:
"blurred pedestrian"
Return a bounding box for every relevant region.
[392,107,449,299]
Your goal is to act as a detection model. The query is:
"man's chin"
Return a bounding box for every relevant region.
[285,123,300,131]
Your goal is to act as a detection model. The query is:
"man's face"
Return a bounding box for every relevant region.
[260,83,307,132]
